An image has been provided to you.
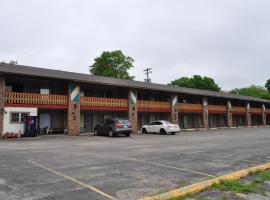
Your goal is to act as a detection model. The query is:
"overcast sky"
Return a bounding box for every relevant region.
[0,0,270,90]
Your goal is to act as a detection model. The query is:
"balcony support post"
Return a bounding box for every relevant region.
[67,82,81,136]
[0,75,5,136]
[171,95,178,124]
[202,97,209,129]
[128,89,138,133]
[246,103,251,127]
[262,104,266,126]
[227,100,233,128]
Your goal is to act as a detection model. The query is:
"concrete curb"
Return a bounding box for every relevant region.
[139,162,270,200]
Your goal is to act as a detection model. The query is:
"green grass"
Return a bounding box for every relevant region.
[166,170,270,200]
[253,170,270,184]
[213,179,257,193]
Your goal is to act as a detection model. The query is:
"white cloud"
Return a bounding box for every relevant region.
[0,0,269,90]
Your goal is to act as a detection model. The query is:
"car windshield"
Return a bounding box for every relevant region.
[116,119,129,124]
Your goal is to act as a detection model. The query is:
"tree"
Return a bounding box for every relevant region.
[265,79,270,93]
[89,50,135,80]
[230,85,270,100]
[169,75,221,91]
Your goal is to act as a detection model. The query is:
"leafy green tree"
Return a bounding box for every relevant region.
[265,79,270,93]
[230,85,270,100]
[169,75,221,91]
[89,50,135,80]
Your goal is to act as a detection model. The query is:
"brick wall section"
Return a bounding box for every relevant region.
[0,75,5,135]
[246,103,251,126]
[262,104,266,126]
[171,95,178,124]
[202,98,209,129]
[227,100,233,128]
[67,83,80,136]
[128,90,138,133]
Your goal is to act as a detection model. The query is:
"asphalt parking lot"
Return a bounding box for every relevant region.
[0,127,270,200]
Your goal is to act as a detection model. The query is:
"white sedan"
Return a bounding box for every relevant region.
[141,120,180,135]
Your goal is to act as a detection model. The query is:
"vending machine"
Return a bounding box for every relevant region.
[24,116,38,137]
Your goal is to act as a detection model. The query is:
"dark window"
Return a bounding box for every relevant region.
[105,119,114,124]
[10,112,29,123]
[10,112,20,123]
[20,112,29,123]
[149,121,155,125]
[117,120,129,124]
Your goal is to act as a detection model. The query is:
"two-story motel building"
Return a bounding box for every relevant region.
[0,63,269,136]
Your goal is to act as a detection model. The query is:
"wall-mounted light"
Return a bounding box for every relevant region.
[0,107,6,114]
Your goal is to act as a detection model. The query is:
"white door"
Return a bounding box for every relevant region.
[40,114,51,129]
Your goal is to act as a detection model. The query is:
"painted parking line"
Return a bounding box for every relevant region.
[123,157,216,178]
[28,160,116,200]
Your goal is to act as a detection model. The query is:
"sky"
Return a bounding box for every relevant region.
[0,0,270,91]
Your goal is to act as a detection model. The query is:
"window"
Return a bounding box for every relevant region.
[105,119,114,124]
[149,122,155,125]
[10,112,29,124]
[10,112,19,123]
[40,88,50,95]
[6,85,12,92]
[20,112,29,122]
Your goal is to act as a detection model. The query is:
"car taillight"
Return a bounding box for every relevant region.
[115,123,122,128]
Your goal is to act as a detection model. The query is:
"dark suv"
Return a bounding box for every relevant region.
[94,118,132,137]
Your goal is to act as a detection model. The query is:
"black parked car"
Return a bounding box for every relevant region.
[94,118,132,137]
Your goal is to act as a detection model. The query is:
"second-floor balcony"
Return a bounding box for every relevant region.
[5,92,68,108]
[232,106,246,114]
[208,105,227,113]
[250,107,263,114]
[179,103,203,113]
[137,100,171,112]
[80,96,128,110]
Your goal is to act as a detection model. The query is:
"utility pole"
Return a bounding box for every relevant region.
[143,68,152,83]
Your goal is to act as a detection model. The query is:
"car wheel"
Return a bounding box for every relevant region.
[125,133,130,137]
[142,128,147,134]
[171,132,175,135]
[94,129,98,136]
[160,129,166,135]
[108,130,114,137]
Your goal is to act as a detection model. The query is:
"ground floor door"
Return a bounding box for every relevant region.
[81,110,128,132]
[39,113,51,134]
[251,114,262,126]
[179,113,203,129]
[232,114,246,127]
[209,114,227,128]
[85,113,93,132]
[267,115,270,125]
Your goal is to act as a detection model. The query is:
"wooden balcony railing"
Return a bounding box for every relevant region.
[232,106,246,114]
[250,107,262,114]
[266,109,270,114]
[179,103,203,113]
[80,96,128,109]
[208,105,227,113]
[137,100,171,112]
[5,92,67,106]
